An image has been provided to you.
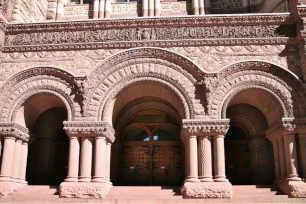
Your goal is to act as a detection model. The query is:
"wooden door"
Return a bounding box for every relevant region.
[225,141,250,185]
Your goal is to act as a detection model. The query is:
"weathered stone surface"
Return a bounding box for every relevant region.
[180,182,233,198]
[0,182,23,198]
[288,181,306,198]
[59,182,112,198]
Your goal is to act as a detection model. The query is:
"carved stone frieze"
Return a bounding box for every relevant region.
[63,121,115,143]
[0,122,29,142]
[181,119,230,137]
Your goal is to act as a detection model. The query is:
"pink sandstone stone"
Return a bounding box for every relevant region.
[59,182,112,198]
[0,182,23,198]
[180,182,232,198]
[288,181,306,198]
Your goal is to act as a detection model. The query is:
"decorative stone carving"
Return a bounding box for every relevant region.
[63,121,115,143]
[181,182,233,198]
[0,182,23,198]
[0,123,29,142]
[74,76,91,117]
[182,119,230,136]
[288,181,306,197]
[59,182,112,198]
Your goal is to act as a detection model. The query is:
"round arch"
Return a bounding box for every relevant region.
[87,47,205,121]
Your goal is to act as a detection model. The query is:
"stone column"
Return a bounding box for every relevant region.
[79,138,93,182]
[65,137,80,182]
[198,136,213,182]
[204,0,210,13]
[93,0,99,18]
[283,134,301,181]
[148,0,154,16]
[11,140,22,182]
[242,0,249,12]
[214,135,228,182]
[92,137,106,182]
[56,0,64,20]
[272,140,281,183]
[185,140,190,179]
[297,134,306,179]
[0,137,16,181]
[104,0,111,18]
[192,0,199,15]
[277,137,287,180]
[98,0,105,18]
[199,0,204,15]
[185,136,199,182]
[18,142,28,184]
[105,142,112,183]
[142,0,149,16]
[154,0,160,16]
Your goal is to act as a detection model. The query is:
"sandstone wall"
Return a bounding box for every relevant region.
[13,0,48,22]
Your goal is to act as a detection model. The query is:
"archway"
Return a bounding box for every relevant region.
[15,94,69,185]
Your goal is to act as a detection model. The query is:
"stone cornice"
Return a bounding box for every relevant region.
[0,123,29,142]
[63,121,115,143]
[182,119,230,137]
[1,14,297,52]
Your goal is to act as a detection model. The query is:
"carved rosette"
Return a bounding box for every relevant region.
[63,121,115,143]
[0,123,29,142]
[181,119,230,137]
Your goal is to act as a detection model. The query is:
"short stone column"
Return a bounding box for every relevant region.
[142,0,149,16]
[214,135,228,182]
[92,137,106,182]
[11,140,22,182]
[192,0,199,15]
[79,138,93,182]
[297,134,306,179]
[185,136,200,182]
[105,142,112,183]
[0,137,16,181]
[154,0,161,16]
[199,0,204,15]
[204,0,210,13]
[93,0,99,18]
[198,136,213,182]
[283,134,301,181]
[98,0,105,18]
[56,0,64,20]
[272,140,281,183]
[65,137,80,182]
[148,0,154,16]
[18,142,28,184]
[277,137,287,180]
[104,0,111,18]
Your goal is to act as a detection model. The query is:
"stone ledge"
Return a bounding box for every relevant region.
[0,182,24,198]
[180,182,233,199]
[59,182,112,199]
[288,181,306,198]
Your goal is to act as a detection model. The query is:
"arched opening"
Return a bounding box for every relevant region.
[224,88,281,185]
[15,94,69,186]
[109,83,186,186]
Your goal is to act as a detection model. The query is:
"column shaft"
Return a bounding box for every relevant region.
[79,138,92,182]
[214,135,228,182]
[93,0,99,18]
[92,137,106,182]
[18,142,28,183]
[283,135,301,181]
[204,0,210,13]
[65,137,80,182]
[277,137,287,180]
[105,142,111,182]
[148,0,154,16]
[142,0,148,16]
[198,136,213,182]
[98,0,105,18]
[185,136,199,182]
[154,0,160,16]
[272,140,281,182]
[56,0,64,20]
[11,140,22,182]
[199,0,204,15]
[192,0,199,15]
[297,134,306,179]
[0,137,16,181]
[104,0,111,18]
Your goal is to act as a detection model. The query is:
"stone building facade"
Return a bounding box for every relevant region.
[0,0,306,199]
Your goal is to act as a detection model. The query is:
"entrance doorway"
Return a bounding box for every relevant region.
[225,125,250,185]
[120,111,183,186]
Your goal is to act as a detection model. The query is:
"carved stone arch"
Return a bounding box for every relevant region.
[87,47,205,122]
[0,66,80,122]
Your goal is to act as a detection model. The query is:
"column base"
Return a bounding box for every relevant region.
[180,182,232,198]
[59,182,112,198]
[0,181,24,198]
[64,177,79,182]
[287,181,306,197]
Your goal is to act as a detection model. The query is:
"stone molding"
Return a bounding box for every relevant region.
[181,119,230,137]
[63,121,115,143]
[0,122,29,142]
[0,14,298,51]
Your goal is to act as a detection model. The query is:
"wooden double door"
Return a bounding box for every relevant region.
[121,141,183,186]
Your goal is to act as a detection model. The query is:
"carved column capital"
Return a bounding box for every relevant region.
[181,119,230,137]
[63,121,115,143]
[0,123,29,143]
[266,118,298,141]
